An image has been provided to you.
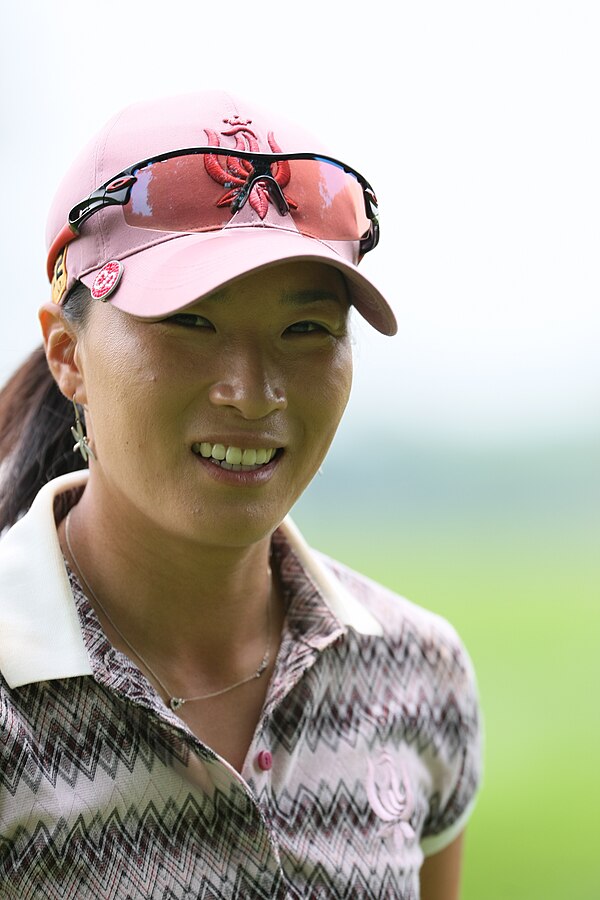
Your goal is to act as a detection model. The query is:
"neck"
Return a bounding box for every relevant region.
[60,483,280,676]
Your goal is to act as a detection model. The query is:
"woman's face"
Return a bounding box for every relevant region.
[73,261,353,548]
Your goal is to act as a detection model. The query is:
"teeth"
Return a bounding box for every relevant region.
[225,446,242,465]
[192,442,278,469]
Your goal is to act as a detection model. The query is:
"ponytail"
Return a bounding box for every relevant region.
[0,283,90,532]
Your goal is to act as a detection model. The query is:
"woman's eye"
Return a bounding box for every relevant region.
[286,321,327,335]
[166,313,214,329]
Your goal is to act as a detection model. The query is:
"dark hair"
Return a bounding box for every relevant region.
[0,282,91,532]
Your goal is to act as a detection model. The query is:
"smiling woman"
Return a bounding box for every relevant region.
[0,91,481,900]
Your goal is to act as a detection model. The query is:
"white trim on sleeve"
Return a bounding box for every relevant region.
[420,795,478,857]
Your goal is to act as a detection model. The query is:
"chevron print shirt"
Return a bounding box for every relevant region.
[0,473,481,899]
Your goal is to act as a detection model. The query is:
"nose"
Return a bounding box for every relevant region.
[208,345,287,419]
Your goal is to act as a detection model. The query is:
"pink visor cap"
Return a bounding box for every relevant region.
[46,91,397,336]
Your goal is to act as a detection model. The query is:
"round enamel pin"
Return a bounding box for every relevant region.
[90,260,124,301]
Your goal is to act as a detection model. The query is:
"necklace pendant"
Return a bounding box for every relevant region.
[170,697,185,711]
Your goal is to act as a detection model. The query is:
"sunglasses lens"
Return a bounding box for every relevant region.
[283,158,371,241]
[121,153,372,242]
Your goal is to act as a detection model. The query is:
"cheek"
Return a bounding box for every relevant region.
[321,341,353,414]
[298,342,353,437]
[82,344,165,450]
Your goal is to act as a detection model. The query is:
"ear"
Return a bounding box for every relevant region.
[38,302,87,403]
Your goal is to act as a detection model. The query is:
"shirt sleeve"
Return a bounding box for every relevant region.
[312,549,484,858]
[419,623,483,857]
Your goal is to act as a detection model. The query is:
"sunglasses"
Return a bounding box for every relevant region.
[47,147,380,282]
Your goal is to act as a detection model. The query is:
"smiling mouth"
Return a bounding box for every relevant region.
[191,442,281,471]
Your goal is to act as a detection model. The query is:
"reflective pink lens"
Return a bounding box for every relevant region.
[122,154,370,241]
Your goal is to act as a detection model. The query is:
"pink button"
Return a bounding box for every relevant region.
[256,750,272,771]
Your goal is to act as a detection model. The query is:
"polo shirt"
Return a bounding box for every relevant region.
[0,472,481,899]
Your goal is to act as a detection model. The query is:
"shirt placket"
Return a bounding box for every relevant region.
[240,571,347,897]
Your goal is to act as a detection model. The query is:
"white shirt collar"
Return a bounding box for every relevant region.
[0,472,381,689]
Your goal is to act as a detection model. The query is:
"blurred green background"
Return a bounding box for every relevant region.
[292,427,600,900]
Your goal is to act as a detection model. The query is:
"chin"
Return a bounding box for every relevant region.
[180,501,288,550]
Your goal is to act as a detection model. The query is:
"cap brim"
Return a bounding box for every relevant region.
[80,229,397,336]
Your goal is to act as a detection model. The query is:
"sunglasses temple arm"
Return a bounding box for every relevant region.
[46,179,137,283]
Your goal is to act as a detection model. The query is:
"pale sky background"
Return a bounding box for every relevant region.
[1,0,598,446]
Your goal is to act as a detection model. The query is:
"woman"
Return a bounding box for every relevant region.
[0,91,481,899]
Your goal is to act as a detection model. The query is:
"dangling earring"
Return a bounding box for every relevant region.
[71,396,96,462]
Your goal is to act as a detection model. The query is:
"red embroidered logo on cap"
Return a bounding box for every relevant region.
[91,260,124,301]
[203,124,298,219]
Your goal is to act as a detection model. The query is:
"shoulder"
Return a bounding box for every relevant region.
[318,550,474,676]
[313,549,481,748]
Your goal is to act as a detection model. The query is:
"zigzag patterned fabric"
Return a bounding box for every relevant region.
[0,530,481,899]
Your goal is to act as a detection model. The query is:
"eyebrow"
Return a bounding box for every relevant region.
[280,289,347,307]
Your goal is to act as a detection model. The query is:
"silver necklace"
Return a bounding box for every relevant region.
[64,510,273,712]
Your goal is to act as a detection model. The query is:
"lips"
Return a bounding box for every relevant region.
[191,442,280,471]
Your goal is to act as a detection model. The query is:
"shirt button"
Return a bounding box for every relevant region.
[256,750,273,771]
